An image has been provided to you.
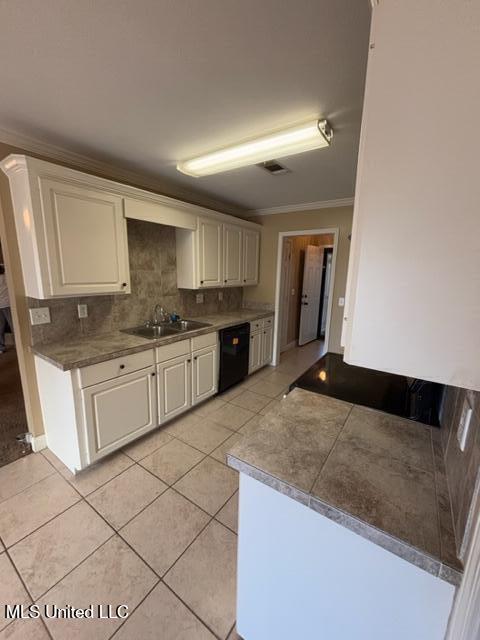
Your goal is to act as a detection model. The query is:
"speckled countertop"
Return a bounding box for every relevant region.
[31,310,273,370]
[227,387,462,586]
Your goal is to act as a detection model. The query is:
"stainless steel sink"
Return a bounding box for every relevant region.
[122,324,182,339]
[169,319,212,331]
[122,319,212,340]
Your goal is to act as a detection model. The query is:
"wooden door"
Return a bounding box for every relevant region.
[243,229,260,285]
[38,177,130,296]
[298,245,324,346]
[192,345,218,405]
[280,238,294,351]
[223,224,243,286]
[158,354,192,423]
[83,366,157,463]
[197,217,223,287]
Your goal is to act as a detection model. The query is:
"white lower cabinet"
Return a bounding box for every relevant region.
[82,365,157,463]
[249,331,263,374]
[192,345,218,405]
[158,354,192,423]
[249,316,274,374]
[34,324,275,472]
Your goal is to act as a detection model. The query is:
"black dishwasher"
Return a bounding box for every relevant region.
[218,323,250,393]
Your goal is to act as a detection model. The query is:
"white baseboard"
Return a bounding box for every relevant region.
[29,433,47,452]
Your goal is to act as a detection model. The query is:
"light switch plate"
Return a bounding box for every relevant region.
[196,293,204,304]
[338,297,345,307]
[77,304,88,319]
[457,396,473,452]
[29,307,51,326]
[218,291,223,301]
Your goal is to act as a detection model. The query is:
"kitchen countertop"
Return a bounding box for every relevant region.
[227,387,462,586]
[31,310,273,371]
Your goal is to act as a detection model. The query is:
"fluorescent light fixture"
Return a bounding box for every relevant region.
[177,119,333,177]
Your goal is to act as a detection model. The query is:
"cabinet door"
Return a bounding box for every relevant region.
[262,327,273,366]
[197,217,223,287]
[82,366,157,464]
[243,229,260,286]
[342,1,480,390]
[223,224,243,286]
[192,345,218,405]
[158,354,192,423]
[38,178,130,296]
[249,331,263,374]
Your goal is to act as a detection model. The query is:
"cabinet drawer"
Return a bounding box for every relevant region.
[250,319,263,332]
[79,349,154,388]
[156,339,190,363]
[263,316,274,329]
[191,332,218,351]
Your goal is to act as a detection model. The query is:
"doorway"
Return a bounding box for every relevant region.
[274,228,338,366]
[0,240,31,466]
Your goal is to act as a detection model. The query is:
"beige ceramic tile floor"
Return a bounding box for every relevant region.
[0,341,323,640]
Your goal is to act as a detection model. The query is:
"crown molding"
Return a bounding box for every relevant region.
[248,197,354,216]
[0,127,245,216]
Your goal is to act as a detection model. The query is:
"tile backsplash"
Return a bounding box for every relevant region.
[440,386,480,559]
[28,220,243,345]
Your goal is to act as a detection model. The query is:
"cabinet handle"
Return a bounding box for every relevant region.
[200,280,204,284]
[243,279,246,283]
[122,282,127,288]
[194,356,197,360]
[187,359,191,363]
[224,279,227,283]
[120,364,125,369]
[151,372,156,377]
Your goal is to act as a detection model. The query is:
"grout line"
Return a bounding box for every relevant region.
[41,448,136,498]
[3,495,83,551]
[106,577,161,640]
[32,532,117,603]
[0,466,57,506]
[161,580,225,640]
[307,404,354,494]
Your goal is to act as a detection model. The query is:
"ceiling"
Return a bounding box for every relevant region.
[0,0,371,212]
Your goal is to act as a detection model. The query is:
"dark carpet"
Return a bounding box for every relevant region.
[0,347,31,467]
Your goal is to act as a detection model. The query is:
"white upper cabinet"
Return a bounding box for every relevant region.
[176,217,261,289]
[39,178,130,296]
[1,156,130,298]
[223,223,243,286]
[242,229,260,286]
[197,217,223,287]
[343,1,480,391]
[2,154,261,297]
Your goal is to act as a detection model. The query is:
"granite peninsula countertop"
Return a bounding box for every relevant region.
[31,310,273,370]
[227,387,462,587]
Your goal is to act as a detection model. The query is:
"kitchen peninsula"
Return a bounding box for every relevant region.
[227,387,461,640]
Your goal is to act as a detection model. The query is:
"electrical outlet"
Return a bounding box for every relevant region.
[77,304,88,319]
[457,396,473,452]
[29,307,51,326]
[338,297,345,307]
[218,291,223,301]
[196,293,204,304]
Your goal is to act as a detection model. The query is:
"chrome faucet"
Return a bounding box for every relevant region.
[153,304,169,325]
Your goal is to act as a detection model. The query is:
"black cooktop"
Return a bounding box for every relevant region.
[291,353,442,426]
